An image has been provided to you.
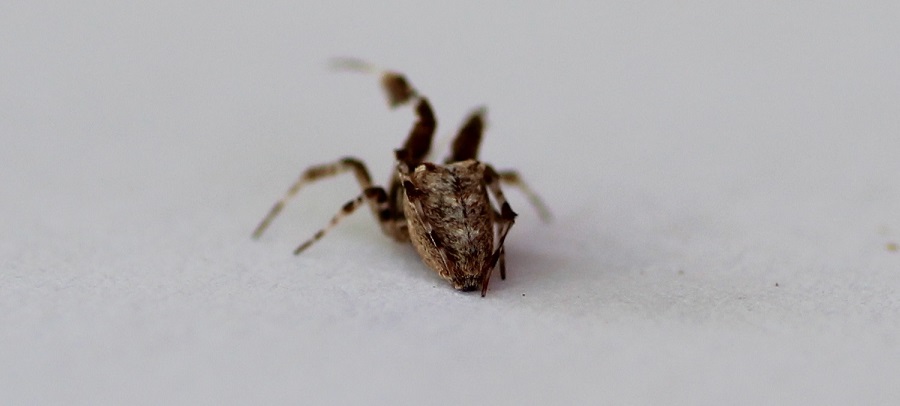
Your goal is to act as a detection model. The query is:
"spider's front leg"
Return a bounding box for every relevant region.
[330,57,421,108]
[481,164,518,297]
[331,57,437,166]
[252,158,402,248]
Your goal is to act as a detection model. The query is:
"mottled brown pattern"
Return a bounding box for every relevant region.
[253,59,549,296]
[403,161,494,291]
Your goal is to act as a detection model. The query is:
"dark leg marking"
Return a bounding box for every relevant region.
[481,165,518,297]
[386,174,407,218]
[496,170,552,222]
[293,189,388,254]
[401,180,423,200]
[481,218,514,297]
[446,107,486,163]
[400,98,437,167]
[253,158,400,240]
[364,187,395,224]
[380,72,418,107]
[489,207,509,282]
[499,246,507,281]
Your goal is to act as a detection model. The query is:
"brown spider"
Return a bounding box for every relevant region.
[252,59,549,296]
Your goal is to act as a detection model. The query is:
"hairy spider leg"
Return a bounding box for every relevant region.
[331,58,437,164]
[388,97,438,212]
[255,63,439,247]
[397,98,437,166]
[495,170,552,222]
[292,187,393,255]
[252,158,403,241]
[332,58,437,185]
[490,207,509,281]
[498,246,506,281]
[445,106,487,164]
[480,165,518,297]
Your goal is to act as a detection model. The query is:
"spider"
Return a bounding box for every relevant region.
[252,59,549,296]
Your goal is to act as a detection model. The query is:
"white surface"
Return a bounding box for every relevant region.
[2,1,900,404]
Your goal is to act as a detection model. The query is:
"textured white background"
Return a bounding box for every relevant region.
[2,1,899,404]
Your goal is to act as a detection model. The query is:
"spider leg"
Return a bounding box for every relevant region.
[488,207,510,281]
[398,98,437,167]
[292,187,390,254]
[330,57,420,107]
[445,106,486,163]
[331,58,437,166]
[481,165,517,297]
[252,158,401,240]
[498,246,507,280]
[494,170,552,222]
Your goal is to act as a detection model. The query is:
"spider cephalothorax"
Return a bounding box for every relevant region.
[253,59,549,296]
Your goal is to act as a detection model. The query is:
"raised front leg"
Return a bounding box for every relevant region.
[330,57,420,107]
[331,58,438,167]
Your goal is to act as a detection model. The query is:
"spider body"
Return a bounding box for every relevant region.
[403,160,502,292]
[253,59,548,296]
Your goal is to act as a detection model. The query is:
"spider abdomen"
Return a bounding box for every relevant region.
[403,160,495,291]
